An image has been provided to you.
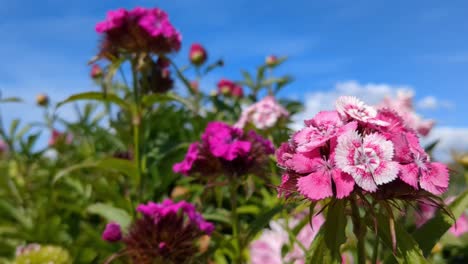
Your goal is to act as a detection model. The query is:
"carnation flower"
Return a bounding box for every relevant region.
[217,79,243,97]
[336,96,388,126]
[107,199,213,264]
[102,222,122,242]
[249,213,324,264]
[189,43,208,66]
[235,96,289,130]
[95,7,181,57]
[173,122,274,178]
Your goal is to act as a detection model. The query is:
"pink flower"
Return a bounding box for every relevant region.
[102,222,122,242]
[95,8,128,33]
[202,122,251,161]
[217,79,243,97]
[173,143,200,176]
[335,131,399,192]
[449,213,468,237]
[415,202,437,228]
[336,96,388,126]
[391,132,449,195]
[189,43,208,66]
[250,214,324,264]
[294,111,356,153]
[235,96,289,129]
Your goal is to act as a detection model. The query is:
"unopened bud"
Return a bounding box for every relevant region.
[189,43,208,66]
[265,55,278,67]
[36,94,49,106]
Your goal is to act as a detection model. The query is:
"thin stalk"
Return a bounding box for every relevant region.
[351,198,367,264]
[131,59,143,200]
[371,236,380,264]
[229,182,242,264]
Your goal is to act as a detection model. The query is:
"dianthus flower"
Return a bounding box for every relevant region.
[95,7,181,57]
[217,79,243,98]
[105,199,213,264]
[277,96,449,201]
[377,90,434,136]
[235,96,289,130]
[173,121,274,178]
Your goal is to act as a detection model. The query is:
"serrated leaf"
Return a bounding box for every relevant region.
[413,189,468,255]
[87,203,132,228]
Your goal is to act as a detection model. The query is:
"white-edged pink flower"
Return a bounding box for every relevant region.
[235,96,289,129]
[391,132,449,195]
[336,96,388,126]
[335,131,399,192]
[249,214,324,264]
[293,111,357,153]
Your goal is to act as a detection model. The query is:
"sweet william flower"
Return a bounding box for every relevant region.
[217,79,243,98]
[102,222,122,242]
[235,96,289,130]
[189,43,207,66]
[335,131,399,192]
[336,96,388,126]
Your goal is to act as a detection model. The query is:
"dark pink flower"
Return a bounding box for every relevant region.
[102,222,122,242]
[294,111,356,153]
[95,8,128,33]
[173,143,200,176]
[189,43,208,66]
[202,122,252,161]
[391,132,449,195]
[217,79,244,98]
[335,131,398,192]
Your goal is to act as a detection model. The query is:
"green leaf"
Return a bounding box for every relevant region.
[0,97,22,103]
[373,212,427,263]
[87,203,132,229]
[413,189,468,255]
[241,70,254,87]
[57,91,130,111]
[307,199,347,264]
[246,204,284,242]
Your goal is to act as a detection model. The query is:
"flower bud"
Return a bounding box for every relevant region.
[36,94,49,107]
[102,222,122,242]
[265,55,278,67]
[90,64,103,79]
[189,43,207,66]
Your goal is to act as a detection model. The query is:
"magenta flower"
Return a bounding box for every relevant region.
[449,213,468,237]
[189,43,208,66]
[102,222,122,242]
[294,111,356,153]
[217,79,244,98]
[235,96,289,130]
[391,132,449,195]
[335,131,399,192]
[95,8,128,33]
[174,122,274,178]
[336,96,388,126]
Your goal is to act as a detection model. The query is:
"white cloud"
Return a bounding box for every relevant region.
[292,80,413,129]
[422,127,468,162]
[416,96,453,110]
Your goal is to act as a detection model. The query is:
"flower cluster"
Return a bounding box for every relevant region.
[235,96,289,130]
[173,121,274,178]
[217,79,244,98]
[103,199,214,264]
[249,213,324,264]
[377,90,434,136]
[277,96,449,201]
[95,7,181,57]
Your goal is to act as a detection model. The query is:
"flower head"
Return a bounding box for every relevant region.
[95,7,181,57]
[235,96,289,129]
[336,96,388,126]
[189,43,208,66]
[217,79,243,97]
[102,222,122,242]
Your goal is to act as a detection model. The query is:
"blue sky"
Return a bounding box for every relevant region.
[0,0,467,159]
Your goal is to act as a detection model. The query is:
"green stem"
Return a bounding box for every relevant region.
[229,182,242,264]
[351,199,366,264]
[371,236,380,264]
[131,59,143,201]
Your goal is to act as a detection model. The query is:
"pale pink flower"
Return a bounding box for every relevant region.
[235,96,289,129]
[391,132,449,195]
[336,96,388,126]
[249,214,324,264]
[449,213,468,237]
[294,111,356,153]
[335,131,399,192]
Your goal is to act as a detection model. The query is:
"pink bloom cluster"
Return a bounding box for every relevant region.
[235,96,289,130]
[249,213,324,264]
[377,90,434,136]
[278,96,449,201]
[137,199,214,234]
[217,79,244,98]
[173,121,274,178]
[95,7,181,56]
